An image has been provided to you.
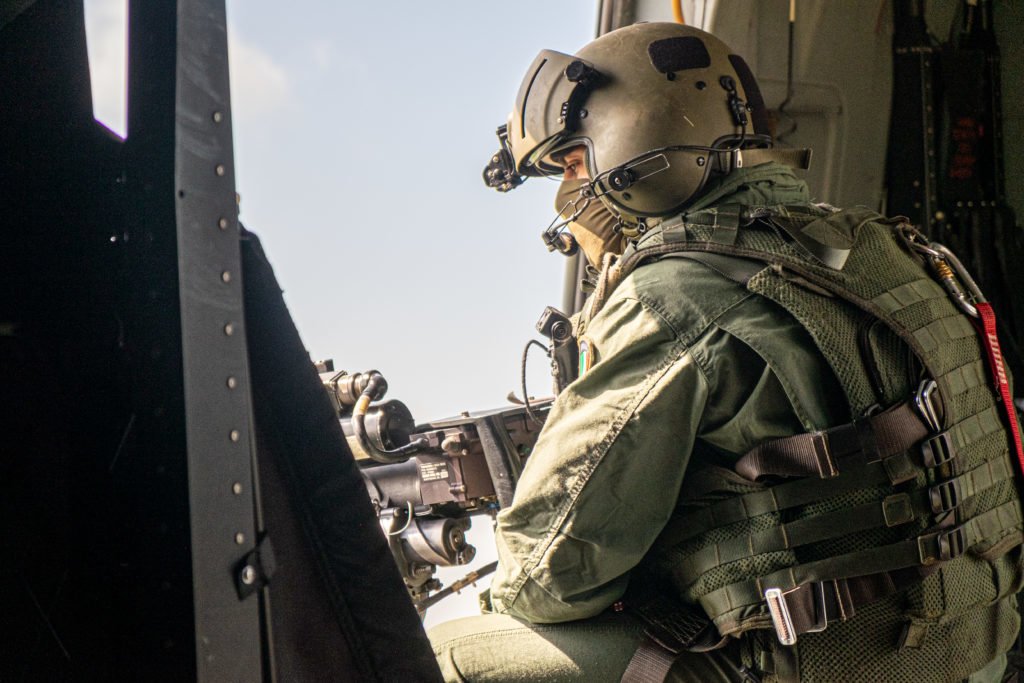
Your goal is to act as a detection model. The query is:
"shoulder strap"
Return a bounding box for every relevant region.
[661,252,765,286]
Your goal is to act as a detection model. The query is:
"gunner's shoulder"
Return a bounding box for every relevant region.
[610,255,756,338]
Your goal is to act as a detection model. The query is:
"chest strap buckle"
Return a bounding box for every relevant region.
[921,430,956,469]
[764,582,829,646]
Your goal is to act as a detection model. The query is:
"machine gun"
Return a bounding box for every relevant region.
[314,306,576,612]
[316,364,552,612]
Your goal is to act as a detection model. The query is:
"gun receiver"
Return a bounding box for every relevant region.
[319,365,551,610]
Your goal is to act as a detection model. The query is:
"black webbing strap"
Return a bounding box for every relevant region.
[620,570,921,681]
[619,582,723,683]
[777,569,920,640]
[621,640,678,683]
[736,400,930,481]
[662,251,766,286]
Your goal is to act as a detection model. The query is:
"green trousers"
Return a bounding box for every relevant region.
[428,612,748,682]
[428,613,1009,683]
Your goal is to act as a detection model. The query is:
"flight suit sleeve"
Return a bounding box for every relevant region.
[488,293,710,623]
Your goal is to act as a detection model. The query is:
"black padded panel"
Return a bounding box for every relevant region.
[647,36,711,73]
[241,230,444,682]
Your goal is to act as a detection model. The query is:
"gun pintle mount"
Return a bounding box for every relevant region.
[319,366,551,611]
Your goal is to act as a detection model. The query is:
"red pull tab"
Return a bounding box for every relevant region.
[973,303,1024,475]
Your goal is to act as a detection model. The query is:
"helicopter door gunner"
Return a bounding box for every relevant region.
[431,22,1024,682]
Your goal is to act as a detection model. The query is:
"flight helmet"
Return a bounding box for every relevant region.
[484,22,775,218]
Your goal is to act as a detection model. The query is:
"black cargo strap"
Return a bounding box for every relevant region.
[736,399,930,481]
[766,569,920,645]
[701,498,1024,630]
[662,251,766,286]
[679,455,1018,580]
[620,583,724,683]
[621,640,678,683]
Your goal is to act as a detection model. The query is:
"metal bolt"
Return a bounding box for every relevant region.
[224,322,235,336]
[230,429,240,442]
[227,376,237,389]
[218,217,228,230]
[221,271,231,283]
[241,565,257,585]
[215,164,226,176]
[696,156,706,167]
[213,111,224,123]
[235,532,245,545]
[232,482,243,495]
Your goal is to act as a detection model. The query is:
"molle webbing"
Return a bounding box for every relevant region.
[698,498,1022,625]
[679,456,1017,587]
[625,205,1023,679]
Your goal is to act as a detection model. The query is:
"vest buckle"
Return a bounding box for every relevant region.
[764,587,798,646]
[921,430,955,468]
[929,478,963,514]
[764,583,829,647]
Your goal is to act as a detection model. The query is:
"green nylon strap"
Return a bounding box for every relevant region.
[679,494,928,579]
[699,499,1023,623]
[681,455,1015,579]
[662,464,894,547]
[668,406,1001,549]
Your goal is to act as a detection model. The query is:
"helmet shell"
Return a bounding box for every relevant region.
[509,23,767,217]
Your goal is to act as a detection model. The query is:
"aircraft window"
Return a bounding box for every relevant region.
[83,0,127,138]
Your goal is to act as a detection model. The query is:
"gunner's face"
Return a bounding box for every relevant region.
[553,146,589,181]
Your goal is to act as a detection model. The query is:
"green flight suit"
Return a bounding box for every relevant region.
[428,163,1014,682]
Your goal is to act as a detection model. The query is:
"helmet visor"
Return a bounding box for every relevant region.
[508,50,599,177]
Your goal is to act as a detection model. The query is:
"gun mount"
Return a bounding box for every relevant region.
[319,365,552,610]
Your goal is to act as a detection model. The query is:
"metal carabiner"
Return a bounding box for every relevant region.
[900,225,983,319]
[928,242,986,318]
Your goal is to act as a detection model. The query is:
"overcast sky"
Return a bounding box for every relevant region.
[84,0,596,420]
[83,0,597,628]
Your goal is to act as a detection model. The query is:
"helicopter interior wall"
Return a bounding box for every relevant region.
[623,0,1023,218]
[1,1,136,679]
[1,0,442,679]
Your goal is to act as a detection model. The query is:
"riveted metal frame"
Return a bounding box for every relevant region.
[124,1,263,679]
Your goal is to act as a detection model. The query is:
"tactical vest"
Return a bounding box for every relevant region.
[603,204,1024,682]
